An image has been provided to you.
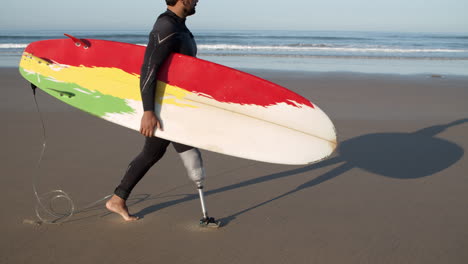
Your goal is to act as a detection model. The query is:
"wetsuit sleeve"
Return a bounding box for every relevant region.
[140,24,181,112]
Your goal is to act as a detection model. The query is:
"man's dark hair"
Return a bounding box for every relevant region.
[166,0,178,6]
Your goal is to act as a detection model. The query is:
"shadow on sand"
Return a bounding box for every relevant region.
[122,119,466,224]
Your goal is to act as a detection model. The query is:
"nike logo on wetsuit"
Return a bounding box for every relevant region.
[158,33,177,44]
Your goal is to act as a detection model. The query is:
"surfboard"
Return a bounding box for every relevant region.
[18,34,337,165]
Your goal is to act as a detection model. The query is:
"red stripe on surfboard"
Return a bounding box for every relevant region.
[24,39,144,75]
[24,38,314,108]
[159,54,314,108]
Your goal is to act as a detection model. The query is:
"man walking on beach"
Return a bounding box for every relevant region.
[106,0,210,223]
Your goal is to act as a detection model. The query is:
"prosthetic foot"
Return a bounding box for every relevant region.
[200,216,220,227]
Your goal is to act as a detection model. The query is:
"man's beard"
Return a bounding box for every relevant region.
[184,6,196,16]
[182,0,196,16]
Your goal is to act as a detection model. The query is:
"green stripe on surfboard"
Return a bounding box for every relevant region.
[20,67,136,117]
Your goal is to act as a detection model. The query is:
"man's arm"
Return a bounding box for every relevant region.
[139,21,180,137]
[140,30,179,111]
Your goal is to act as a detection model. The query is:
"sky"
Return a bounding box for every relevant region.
[1,0,467,33]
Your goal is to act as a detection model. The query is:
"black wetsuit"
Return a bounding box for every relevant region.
[114,10,201,200]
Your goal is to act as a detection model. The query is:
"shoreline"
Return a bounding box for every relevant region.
[3,52,468,76]
[199,55,468,77]
[3,65,468,79]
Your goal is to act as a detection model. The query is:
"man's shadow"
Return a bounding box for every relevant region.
[136,119,466,224]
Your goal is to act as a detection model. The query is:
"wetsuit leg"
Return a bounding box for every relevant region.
[114,137,170,200]
[173,142,205,186]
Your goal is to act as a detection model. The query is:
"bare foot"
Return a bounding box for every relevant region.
[106,195,139,222]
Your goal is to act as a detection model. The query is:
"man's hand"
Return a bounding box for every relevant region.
[140,111,163,137]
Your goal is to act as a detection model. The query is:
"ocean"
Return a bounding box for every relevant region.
[1,29,467,75]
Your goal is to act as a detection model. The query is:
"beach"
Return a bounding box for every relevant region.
[1,67,468,263]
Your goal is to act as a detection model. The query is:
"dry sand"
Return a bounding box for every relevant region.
[1,67,468,263]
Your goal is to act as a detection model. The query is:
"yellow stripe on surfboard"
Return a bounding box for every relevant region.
[20,52,198,108]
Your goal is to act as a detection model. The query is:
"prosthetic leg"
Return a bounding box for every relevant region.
[197,184,220,227]
[179,148,220,228]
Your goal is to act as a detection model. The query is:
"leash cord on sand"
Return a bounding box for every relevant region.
[31,85,112,224]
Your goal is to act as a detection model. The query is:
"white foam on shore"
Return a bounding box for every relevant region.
[199,54,468,76]
[0,43,28,49]
[198,44,468,54]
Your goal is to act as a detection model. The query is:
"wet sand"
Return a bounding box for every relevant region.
[1,67,468,263]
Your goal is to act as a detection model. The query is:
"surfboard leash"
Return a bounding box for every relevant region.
[29,83,75,224]
[29,84,112,225]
